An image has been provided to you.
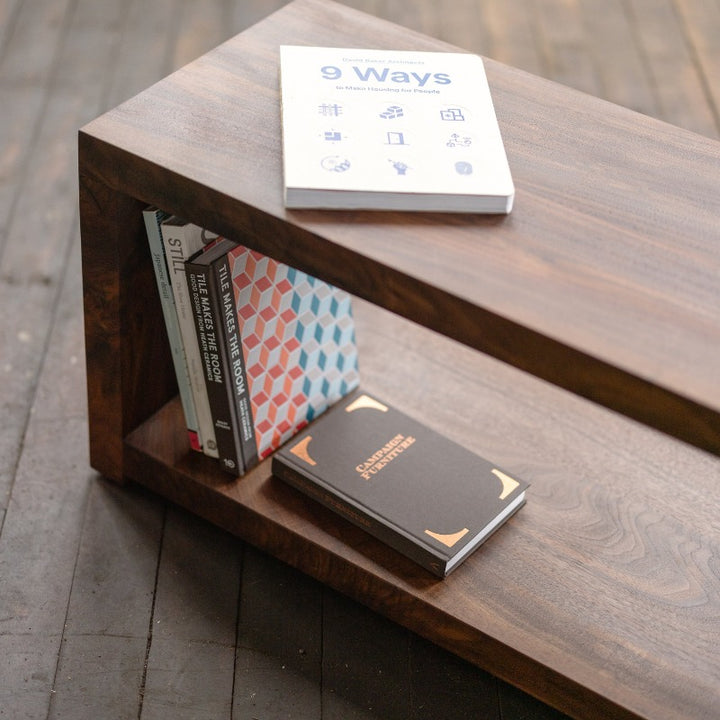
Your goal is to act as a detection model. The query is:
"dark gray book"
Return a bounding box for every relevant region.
[272,392,528,577]
[185,238,247,475]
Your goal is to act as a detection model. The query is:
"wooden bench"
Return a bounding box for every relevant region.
[78,1,720,718]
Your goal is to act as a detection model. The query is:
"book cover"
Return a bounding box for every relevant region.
[160,217,220,459]
[226,240,360,468]
[272,393,528,577]
[143,207,201,452]
[185,239,246,474]
[279,46,514,213]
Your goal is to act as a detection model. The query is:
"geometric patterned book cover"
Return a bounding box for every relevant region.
[227,242,360,465]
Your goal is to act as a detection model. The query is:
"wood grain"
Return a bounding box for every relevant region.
[122,296,720,720]
[79,173,178,480]
[79,0,720,455]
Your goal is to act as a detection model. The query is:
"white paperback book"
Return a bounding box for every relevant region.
[279,45,514,213]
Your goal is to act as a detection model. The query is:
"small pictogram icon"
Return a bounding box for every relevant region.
[319,103,343,117]
[446,133,472,147]
[385,131,408,145]
[321,156,351,172]
[379,105,404,120]
[389,159,410,175]
[440,107,466,122]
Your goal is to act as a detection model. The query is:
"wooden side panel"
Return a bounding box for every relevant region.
[79,160,177,480]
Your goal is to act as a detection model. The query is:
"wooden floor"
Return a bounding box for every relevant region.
[1,1,718,718]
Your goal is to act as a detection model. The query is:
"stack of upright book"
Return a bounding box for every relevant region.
[143,208,360,476]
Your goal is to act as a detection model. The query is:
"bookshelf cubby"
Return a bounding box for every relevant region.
[79,1,720,718]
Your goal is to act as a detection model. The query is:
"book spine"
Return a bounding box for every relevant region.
[185,261,244,475]
[160,222,219,458]
[143,208,201,452]
[213,253,259,470]
[270,457,448,577]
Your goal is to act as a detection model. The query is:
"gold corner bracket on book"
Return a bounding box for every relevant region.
[492,468,520,500]
[345,395,389,413]
[424,527,470,548]
[290,435,316,466]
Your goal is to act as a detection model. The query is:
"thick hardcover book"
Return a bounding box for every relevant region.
[143,207,201,452]
[279,46,514,213]
[272,393,528,577]
[226,241,360,466]
[215,246,258,470]
[183,234,361,475]
[185,240,246,474]
[160,217,220,458]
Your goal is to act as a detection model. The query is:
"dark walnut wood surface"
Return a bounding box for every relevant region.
[78,1,720,718]
[80,0,720,457]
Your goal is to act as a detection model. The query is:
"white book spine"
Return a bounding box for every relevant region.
[143,208,202,451]
[161,218,219,458]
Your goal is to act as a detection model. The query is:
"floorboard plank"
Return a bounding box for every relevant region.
[0,0,73,229]
[0,0,23,57]
[533,0,602,96]
[30,232,86,424]
[140,507,241,720]
[375,0,441,38]
[436,0,492,55]
[408,634,500,719]
[234,547,322,719]
[499,680,575,720]
[229,0,290,36]
[103,0,180,110]
[47,481,164,720]
[0,634,62,720]
[171,0,237,71]
[482,0,546,75]
[0,417,92,720]
[626,0,718,135]
[579,0,660,117]
[672,0,720,136]
[322,590,410,720]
